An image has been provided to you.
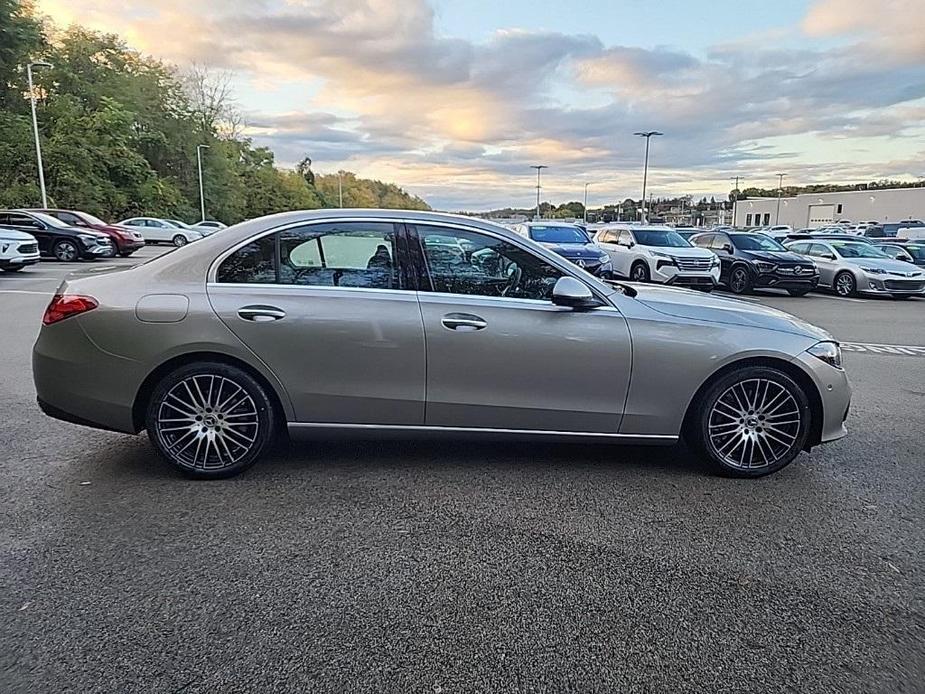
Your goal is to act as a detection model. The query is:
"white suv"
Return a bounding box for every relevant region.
[593,225,720,290]
[0,227,41,272]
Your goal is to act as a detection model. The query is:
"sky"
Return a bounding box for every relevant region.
[34,0,925,211]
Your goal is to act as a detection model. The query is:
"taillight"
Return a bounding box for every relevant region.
[42,294,99,326]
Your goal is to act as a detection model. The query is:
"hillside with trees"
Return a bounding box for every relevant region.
[0,0,429,223]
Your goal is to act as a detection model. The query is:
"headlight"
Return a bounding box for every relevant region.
[710,255,720,267]
[807,341,843,369]
[755,261,777,273]
[77,234,100,245]
[598,254,611,265]
[859,266,886,274]
[650,251,677,263]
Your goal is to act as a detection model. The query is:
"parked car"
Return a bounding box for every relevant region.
[785,233,875,244]
[116,217,203,246]
[690,231,819,296]
[33,209,145,257]
[873,240,925,267]
[0,210,112,261]
[33,209,851,479]
[191,220,227,235]
[764,225,793,239]
[0,225,40,272]
[514,221,612,277]
[784,239,925,298]
[882,220,923,237]
[593,224,719,290]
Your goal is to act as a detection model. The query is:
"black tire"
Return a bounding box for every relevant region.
[787,289,811,297]
[2,266,24,273]
[727,265,753,294]
[119,251,135,258]
[687,366,812,478]
[172,234,188,247]
[833,271,856,297]
[106,243,119,258]
[146,362,277,479]
[630,261,650,283]
[53,239,80,262]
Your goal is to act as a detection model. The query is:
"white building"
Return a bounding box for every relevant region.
[733,186,925,228]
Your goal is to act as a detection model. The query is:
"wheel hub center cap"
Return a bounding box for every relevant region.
[204,415,217,427]
[745,416,759,428]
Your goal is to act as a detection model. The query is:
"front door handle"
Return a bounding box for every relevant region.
[441,313,487,331]
[237,305,286,322]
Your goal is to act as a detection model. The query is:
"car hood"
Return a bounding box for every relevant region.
[0,228,37,242]
[632,283,833,341]
[539,242,605,259]
[741,250,813,265]
[845,257,925,275]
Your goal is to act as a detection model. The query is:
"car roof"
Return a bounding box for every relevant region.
[523,221,581,227]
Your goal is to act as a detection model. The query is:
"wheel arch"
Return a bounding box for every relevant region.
[132,351,289,436]
[681,356,824,450]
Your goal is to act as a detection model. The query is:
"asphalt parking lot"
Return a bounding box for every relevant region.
[1,248,923,693]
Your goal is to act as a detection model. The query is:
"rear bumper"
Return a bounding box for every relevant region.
[115,238,145,253]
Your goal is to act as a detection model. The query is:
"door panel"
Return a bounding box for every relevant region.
[209,286,426,424]
[419,295,632,432]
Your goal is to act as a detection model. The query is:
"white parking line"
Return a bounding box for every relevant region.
[842,342,925,357]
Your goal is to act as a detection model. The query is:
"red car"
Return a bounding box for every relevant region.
[31,209,146,257]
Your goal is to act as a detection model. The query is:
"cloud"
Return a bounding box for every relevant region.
[34,0,925,209]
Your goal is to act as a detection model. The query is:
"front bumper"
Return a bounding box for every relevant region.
[793,350,851,446]
[1,253,40,268]
[654,262,721,288]
[562,257,612,277]
[860,275,925,295]
[754,272,820,291]
[81,244,114,259]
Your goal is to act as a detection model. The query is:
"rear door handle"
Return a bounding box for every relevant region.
[237,305,286,322]
[441,313,487,331]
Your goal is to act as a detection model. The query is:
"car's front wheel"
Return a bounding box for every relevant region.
[146,362,277,479]
[53,239,80,262]
[630,261,650,282]
[689,366,811,477]
[728,266,752,294]
[834,271,856,297]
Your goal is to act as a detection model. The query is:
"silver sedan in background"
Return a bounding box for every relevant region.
[33,210,851,479]
[784,238,925,298]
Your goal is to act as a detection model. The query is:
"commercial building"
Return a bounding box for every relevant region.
[733,186,925,228]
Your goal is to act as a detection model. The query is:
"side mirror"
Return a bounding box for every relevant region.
[551,276,599,309]
[821,253,836,260]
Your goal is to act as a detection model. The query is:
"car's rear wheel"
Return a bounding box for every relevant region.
[689,366,811,477]
[630,261,650,282]
[834,271,856,297]
[728,266,752,294]
[146,362,276,479]
[53,239,80,262]
[172,234,188,247]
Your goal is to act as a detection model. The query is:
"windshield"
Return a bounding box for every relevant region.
[831,241,890,259]
[632,229,691,248]
[79,212,107,226]
[29,211,69,228]
[731,233,786,251]
[528,225,589,244]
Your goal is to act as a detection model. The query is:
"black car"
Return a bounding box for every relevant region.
[0,210,113,262]
[690,231,819,296]
[515,222,613,277]
[874,240,925,267]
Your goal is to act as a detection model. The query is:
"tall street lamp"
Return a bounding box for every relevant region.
[583,182,593,223]
[196,144,210,222]
[730,175,742,227]
[338,171,344,208]
[27,61,53,208]
[775,172,787,224]
[530,165,548,220]
[634,131,662,222]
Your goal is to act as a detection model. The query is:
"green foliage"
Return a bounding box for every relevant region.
[0,0,430,222]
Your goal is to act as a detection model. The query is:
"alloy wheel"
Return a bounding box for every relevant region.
[835,273,855,297]
[54,241,78,262]
[154,374,260,471]
[707,378,802,470]
[173,235,188,247]
[631,264,649,281]
[730,268,749,293]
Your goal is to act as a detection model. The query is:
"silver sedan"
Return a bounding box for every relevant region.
[33,210,851,479]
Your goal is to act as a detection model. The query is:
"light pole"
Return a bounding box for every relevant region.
[27,61,53,208]
[775,172,787,224]
[729,176,742,227]
[583,182,593,223]
[530,165,547,220]
[338,171,344,208]
[196,144,210,222]
[634,131,662,222]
